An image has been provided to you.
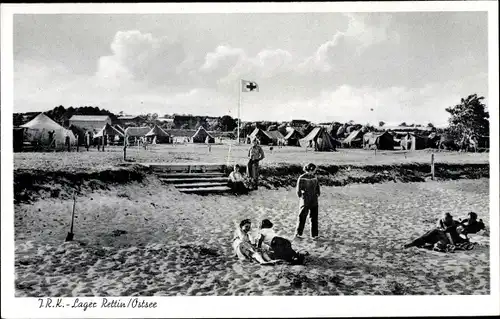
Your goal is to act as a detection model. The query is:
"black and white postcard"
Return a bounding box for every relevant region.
[1,1,499,318]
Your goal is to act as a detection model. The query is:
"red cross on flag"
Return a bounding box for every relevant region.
[241,80,259,92]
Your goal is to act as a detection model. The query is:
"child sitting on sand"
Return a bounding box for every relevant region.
[232,219,279,265]
[256,219,305,265]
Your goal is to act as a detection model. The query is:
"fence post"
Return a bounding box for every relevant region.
[431,153,435,180]
[123,134,127,161]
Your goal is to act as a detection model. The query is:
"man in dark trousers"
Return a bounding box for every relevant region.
[48,130,55,149]
[85,131,91,151]
[65,134,71,152]
[295,163,320,240]
[247,138,265,190]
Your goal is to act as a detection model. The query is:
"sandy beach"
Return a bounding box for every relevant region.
[15,177,490,296]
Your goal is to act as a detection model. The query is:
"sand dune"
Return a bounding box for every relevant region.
[15,178,490,296]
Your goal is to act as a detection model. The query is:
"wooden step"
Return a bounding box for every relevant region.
[174,182,228,188]
[160,177,229,184]
[177,186,232,194]
[156,172,226,178]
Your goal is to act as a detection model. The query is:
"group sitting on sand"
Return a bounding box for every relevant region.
[232,219,306,265]
[404,212,486,252]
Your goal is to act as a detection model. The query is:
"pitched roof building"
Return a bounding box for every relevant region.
[69,115,112,132]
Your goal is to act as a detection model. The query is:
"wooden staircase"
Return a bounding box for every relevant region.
[141,163,231,194]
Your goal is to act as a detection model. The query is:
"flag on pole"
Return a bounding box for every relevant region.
[241,80,259,92]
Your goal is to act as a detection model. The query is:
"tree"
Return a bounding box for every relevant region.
[427,123,435,128]
[232,122,253,138]
[445,94,489,139]
[399,122,408,127]
[219,115,237,132]
[378,121,385,127]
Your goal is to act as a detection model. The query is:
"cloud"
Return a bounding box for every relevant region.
[298,13,399,74]
[344,13,400,51]
[95,14,400,94]
[96,30,190,87]
[200,45,246,72]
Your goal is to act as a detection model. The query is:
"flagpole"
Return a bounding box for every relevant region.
[237,79,241,145]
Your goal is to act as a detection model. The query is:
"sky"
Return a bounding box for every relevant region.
[13,12,488,125]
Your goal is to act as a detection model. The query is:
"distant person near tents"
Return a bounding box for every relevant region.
[206,135,211,152]
[85,131,91,151]
[247,138,265,190]
[65,134,71,152]
[48,130,55,148]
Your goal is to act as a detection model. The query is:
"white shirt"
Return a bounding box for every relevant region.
[259,228,277,246]
[229,171,244,182]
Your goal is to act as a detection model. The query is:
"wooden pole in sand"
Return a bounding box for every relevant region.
[431,153,435,180]
[65,191,77,242]
[123,134,127,161]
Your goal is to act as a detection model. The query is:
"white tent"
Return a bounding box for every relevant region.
[20,113,76,147]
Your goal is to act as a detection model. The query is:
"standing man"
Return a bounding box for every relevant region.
[65,134,71,152]
[85,131,91,151]
[247,138,265,190]
[205,135,211,153]
[295,163,320,240]
[48,130,55,149]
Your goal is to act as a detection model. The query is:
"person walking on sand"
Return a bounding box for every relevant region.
[295,163,320,240]
[247,138,265,190]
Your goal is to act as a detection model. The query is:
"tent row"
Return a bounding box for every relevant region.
[94,124,216,144]
[246,126,404,152]
[247,128,305,147]
[14,113,221,149]
[339,127,440,151]
[247,127,341,151]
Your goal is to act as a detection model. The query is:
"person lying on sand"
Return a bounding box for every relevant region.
[228,164,250,194]
[256,219,305,265]
[404,213,473,252]
[232,219,280,265]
